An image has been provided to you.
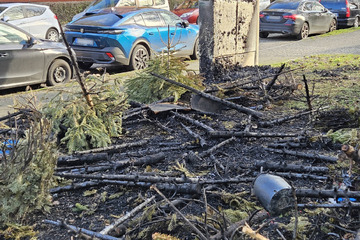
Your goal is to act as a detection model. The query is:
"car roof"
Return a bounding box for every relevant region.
[94,7,169,17]
[0,20,35,37]
[0,3,49,8]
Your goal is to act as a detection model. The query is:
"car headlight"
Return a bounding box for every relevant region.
[181,11,193,18]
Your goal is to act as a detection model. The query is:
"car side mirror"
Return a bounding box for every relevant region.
[181,20,190,28]
[1,16,10,22]
[23,37,36,48]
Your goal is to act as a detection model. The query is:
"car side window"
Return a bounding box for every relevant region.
[159,11,181,26]
[4,6,25,21]
[312,2,325,11]
[24,6,46,18]
[0,24,29,45]
[141,12,163,27]
[133,14,146,26]
[302,2,312,11]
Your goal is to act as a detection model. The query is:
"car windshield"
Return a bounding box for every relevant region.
[0,7,7,14]
[87,0,139,12]
[87,0,119,12]
[73,13,122,26]
[268,1,299,9]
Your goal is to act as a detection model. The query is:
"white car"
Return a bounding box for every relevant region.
[0,3,60,41]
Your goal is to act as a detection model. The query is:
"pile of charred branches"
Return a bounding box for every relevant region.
[1,66,360,240]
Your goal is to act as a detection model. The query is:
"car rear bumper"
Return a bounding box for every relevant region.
[337,17,355,27]
[71,46,129,65]
[260,22,302,35]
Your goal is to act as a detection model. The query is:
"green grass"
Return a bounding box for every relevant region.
[270,54,360,111]
[312,26,360,38]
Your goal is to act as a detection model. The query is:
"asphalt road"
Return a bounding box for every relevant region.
[259,29,360,65]
[1,29,360,116]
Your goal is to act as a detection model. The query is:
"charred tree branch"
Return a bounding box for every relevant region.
[150,73,263,118]
[264,147,337,163]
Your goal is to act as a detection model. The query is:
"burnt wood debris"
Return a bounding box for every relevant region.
[1,64,360,240]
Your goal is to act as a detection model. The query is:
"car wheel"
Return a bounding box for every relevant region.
[129,45,150,70]
[329,18,337,32]
[77,62,93,70]
[354,17,359,28]
[259,32,269,38]
[296,22,309,40]
[47,59,71,86]
[46,28,59,42]
[190,38,199,60]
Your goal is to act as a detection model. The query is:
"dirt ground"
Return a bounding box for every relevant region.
[3,64,360,240]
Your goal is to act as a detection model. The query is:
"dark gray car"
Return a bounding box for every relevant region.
[260,0,337,39]
[0,21,72,90]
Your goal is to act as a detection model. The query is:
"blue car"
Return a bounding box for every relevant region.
[64,8,199,70]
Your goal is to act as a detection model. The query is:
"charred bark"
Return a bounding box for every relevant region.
[209,131,298,138]
[150,73,263,118]
[74,139,148,155]
[264,147,338,163]
[253,161,329,173]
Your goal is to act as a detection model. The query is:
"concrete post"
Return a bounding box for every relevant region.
[199,0,259,82]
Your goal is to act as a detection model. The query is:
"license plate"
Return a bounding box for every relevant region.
[73,38,95,46]
[267,16,281,21]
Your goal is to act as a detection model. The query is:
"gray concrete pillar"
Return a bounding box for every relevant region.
[199,0,259,82]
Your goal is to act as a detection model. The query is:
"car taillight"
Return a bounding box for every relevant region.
[345,0,350,17]
[259,13,265,18]
[106,52,115,60]
[283,14,298,20]
[97,29,124,34]
[54,15,58,20]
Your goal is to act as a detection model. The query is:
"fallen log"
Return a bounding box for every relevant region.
[180,122,207,147]
[50,181,100,193]
[297,202,360,208]
[171,111,214,132]
[295,188,360,198]
[255,172,328,180]
[198,137,236,158]
[150,73,263,119]
[258,110,315,128]
[209,130,298,138]
[100,196,156,235]
[57,153,109,166]
[253,161,329,173]
[265,63,285,92]
[55,172,254,185]
[43,220,122,240]
[57,153,166,174]
[264,147,338,163]
[74,139,148,155]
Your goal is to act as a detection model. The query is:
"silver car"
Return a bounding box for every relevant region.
[0,3,60,41]
[0,21,73,90]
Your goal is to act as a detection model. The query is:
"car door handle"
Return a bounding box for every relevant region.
[149,32,154,35]
[171,32,175,35]
[0,53,8,57]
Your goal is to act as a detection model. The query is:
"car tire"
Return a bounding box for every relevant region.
[77,62,93,70]
[47,59,71,86]
[296,22,309,40]
[329,18,337,32]
[46,28,59,42]
[190,38,199,60]
[259,32,269,38]
[129,45,150,70]
[354,17,359,28]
